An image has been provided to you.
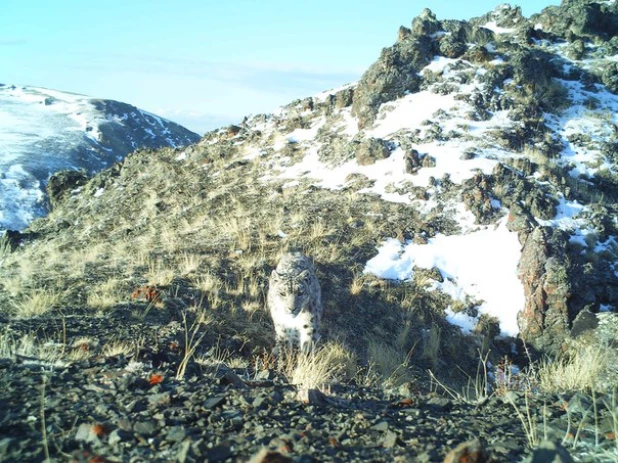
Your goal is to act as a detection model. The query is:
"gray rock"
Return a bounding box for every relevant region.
[166,426,187,443]
[350,135,391,166]
[108,429,133,446]
[148,391,171,407]
[133,420,158,437]
[75,423,101,445]
[528,440,574,463]
[382,431,398,448]
[206,443,233,462]
[371,421,389,432]
[204,396,226,409]
[411,8,441,36]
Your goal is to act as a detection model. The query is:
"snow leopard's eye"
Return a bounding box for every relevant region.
[278,289,287,297]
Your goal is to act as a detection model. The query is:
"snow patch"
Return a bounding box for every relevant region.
[482,21,516,34]
[364,216,524,336]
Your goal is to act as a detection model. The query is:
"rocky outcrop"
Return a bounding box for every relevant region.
[461,173,498,225]
[517,227,572,351]
[491,164,557,220]
[404,149,436,174]
[350,135,391,166]
[351,10,436,128]
[46,169,90,210]
[533,0,618,39]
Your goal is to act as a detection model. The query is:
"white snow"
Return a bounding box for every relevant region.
[0,164,45,231]
[421,56,459,75]
[364,216,525,336]
[368,91,458,139]
[313,83,356,102]
[482,21,516,34]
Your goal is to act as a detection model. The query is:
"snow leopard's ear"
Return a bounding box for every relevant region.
[271,270,281,280]
[298,270,310,281]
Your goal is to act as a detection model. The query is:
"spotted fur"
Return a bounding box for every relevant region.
[267,252,322,354]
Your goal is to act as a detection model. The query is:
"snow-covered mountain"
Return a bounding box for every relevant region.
[0,84,200,231]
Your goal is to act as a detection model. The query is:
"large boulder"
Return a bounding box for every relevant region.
[404,149,436,174]
[350,135,391,166]
[517,227,572,351]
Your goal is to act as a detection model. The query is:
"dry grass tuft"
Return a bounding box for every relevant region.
[11,289,63,318]
[279,342,357,390]
[365,338,415,389]
[538,345,618,393]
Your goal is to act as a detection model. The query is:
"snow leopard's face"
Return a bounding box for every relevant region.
[270,269,311,314]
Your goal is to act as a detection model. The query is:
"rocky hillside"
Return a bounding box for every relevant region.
[0,84,200,231]
[2,1,618,461]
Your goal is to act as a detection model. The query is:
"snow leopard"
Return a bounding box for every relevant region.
[267,252,322,354]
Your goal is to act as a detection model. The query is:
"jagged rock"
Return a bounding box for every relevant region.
[411,8,441,36]
[517,227,572,351]
[460,148,478,160]
[350,135,391,166]
[602,63,618,94]
[46,169,90,210]
[471,28,495,46]
[441,20,474,41]
[317,134,351,165]
[492,163,557,220]
[404,149,436,174]
[463,45,492,64]
[510,49,556,91]
[506,203,538,245]
[352,17,434,128]
[528,440,574,463]
[334,87,355,109]
[439,36,467,59]
[472,4,525,30]
[565,39,586,60]
[533,0,618,39]
[568,258,618,326]
[461,172,498,225]
[397,26,412,42]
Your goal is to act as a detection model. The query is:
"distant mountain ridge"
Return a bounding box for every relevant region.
[0,84,200,231]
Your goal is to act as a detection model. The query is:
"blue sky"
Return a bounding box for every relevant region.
[2,0,560,133]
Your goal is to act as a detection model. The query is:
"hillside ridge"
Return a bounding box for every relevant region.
[0,84,200,231]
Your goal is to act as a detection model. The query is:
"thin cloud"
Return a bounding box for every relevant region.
[0,39,27,46]
[64,52,362,95]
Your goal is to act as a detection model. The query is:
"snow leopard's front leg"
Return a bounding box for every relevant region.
[299,321,318,354]
[273,325,298,357]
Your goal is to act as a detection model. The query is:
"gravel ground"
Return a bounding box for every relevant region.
[0,314,611,463]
